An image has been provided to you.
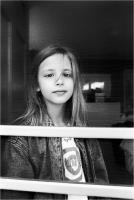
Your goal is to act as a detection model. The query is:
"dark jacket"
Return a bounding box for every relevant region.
[2,115,109,199]
[2,136,109,199]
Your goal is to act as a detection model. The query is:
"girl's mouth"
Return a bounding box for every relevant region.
[53,90,67,95]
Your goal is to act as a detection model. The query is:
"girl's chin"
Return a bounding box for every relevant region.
[44,94,72,106]
[51,100,68,105]
[49,98,71,105]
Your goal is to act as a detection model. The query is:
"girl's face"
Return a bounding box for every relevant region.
[37,54,74,106]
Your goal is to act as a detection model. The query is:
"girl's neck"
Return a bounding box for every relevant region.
[46,103,66,126]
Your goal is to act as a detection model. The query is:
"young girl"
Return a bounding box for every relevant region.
[2,45,109,199]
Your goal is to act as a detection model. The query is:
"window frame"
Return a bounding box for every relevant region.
[0,125,134,199]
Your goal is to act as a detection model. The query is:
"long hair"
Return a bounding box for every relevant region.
[20,44,87,126]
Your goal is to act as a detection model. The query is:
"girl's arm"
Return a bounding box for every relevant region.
[1,136,35,199]
[86,139,109,184]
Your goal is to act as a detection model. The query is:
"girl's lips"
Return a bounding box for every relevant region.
[53,90,67,93]
[53,90,67,95]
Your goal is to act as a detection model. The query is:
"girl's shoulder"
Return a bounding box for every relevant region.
[7,136,47,155]
[8,136,43,145]
[8,136,29,145]
[7,136,30,155]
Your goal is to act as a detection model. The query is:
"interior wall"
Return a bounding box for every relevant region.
[1,1,29,124]
[1,14,8,124]
[29,1,133,61]
[123,69,133,113]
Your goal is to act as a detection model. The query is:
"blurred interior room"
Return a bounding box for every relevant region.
[1,0,133,187]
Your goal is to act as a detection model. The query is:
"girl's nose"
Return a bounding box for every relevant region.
[56,74,64,85]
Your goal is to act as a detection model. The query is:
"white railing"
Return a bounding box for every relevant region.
[0,125,134,138]
[0,125,134,199]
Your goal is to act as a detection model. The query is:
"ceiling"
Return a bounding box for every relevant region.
[28,1,133,61]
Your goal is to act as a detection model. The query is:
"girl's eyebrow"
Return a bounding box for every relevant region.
[63,68,72,71]
[42,68,72,73]
[42,69,54,72]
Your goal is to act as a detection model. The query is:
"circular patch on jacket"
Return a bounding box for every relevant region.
[63,147,82,181]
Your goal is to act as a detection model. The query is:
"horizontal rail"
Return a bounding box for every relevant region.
[0,125,134,139]
[0,178,133,199]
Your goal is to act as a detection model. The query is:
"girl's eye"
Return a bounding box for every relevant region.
[44,74,54,78]
[63,73,72,77]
